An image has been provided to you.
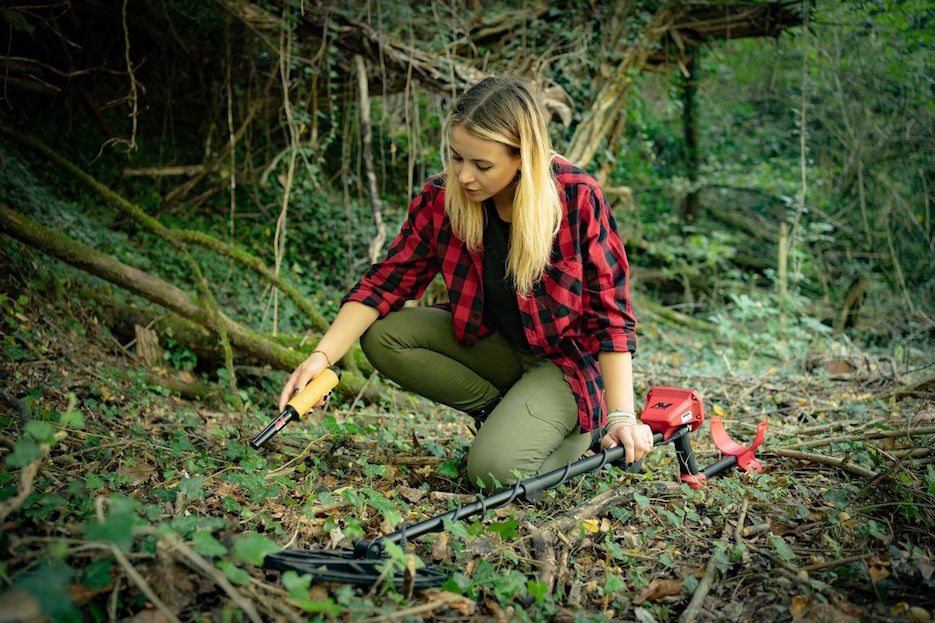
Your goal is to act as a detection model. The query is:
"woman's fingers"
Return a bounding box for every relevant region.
[278,370,300,411]
[278,355,328,411]
[601,424,654,464]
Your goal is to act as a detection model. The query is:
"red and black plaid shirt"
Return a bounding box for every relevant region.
[343,157,637,432]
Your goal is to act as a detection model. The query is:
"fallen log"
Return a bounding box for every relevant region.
[0,204,384,403]
[0,124,329,334]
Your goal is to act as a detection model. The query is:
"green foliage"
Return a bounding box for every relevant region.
[232,532,281,566]
[1,2,933,620]
[282,571,343,615]
[14,561,80,622]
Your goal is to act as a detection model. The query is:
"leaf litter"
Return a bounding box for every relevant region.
[0,257,933,622]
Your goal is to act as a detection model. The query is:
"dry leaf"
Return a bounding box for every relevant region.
[424,590,475,616]
[484,597,508,623]
[309,584,330,602]
[398,486,426,503]
[800,603,859,623]
[790,594,811,619]
[633,577,682,605]
[118,461,155,487]
[917,560,934,581]
[431,531,450,562]
[0,588,43,622]
[127,609,175,623]
[908,607,932,621]
[327,525,345,549]
[869,566,890,583]
[68,584,112,606]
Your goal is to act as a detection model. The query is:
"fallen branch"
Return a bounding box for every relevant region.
[887,374,935,398]
[357,591,473,623]
[635,295,718,333]
[680,507,736,623]
[161,532,263,623]
[787,425,935,450]
[529,481,680,591]
[0,205,385,404]
[109,544,181,623]
[768,448,878,479]
[0,125,329,334]
[122,165,206,177]
[0,125,241,402]
[0,203,301,371]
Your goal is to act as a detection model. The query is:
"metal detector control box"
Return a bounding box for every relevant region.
[639,386,704,439]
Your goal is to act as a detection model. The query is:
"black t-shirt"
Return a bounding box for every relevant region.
[483,203,529,349]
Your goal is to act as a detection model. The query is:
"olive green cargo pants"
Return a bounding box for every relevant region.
[359,307,591,488]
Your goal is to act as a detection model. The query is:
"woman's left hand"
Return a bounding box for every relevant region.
[600,423,654,465]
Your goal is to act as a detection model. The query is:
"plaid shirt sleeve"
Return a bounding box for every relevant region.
[577,181,638,355]
[342,179,442,314]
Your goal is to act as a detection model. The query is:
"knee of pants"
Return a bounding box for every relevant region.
[359,315,398,370]
[465,444,524,489]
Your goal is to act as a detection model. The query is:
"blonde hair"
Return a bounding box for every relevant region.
[442,76,562,295]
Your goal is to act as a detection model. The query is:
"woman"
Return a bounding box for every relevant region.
[279,75,653,489]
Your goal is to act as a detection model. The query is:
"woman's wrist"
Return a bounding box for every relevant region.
[606,408,638,431]
[312,349,333,368]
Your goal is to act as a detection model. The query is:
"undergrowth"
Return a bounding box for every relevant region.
[1,230,933,621]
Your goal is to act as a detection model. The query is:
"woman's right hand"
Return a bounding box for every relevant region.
[278,350,331,412]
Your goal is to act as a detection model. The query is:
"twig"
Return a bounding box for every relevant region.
[787,425,935,450]
[734,498,749,544]
[357,593,468,623]
[109,544,180,623]
[0,459,41,524]
[769,448,878,479]
[271,4,299,336]
[0,431,66,523]
[803,554,870,572]
[265,434,330,480]
[795,417,885,436]
[108,580,119,623]
[0,390,28,420]
[161,533,262,623]
[742,523,771,538]
[680,514,733,622]
[530,482,681,591]
[120,0,138,153]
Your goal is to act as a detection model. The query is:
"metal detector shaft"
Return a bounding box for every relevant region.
[699,455,738,480]
[354,426,691,558]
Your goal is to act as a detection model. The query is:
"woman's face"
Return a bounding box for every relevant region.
[449,124,521,207]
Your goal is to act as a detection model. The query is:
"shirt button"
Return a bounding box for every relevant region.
[471,312,480,320]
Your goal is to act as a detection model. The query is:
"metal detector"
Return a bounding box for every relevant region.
[259,386,767,587]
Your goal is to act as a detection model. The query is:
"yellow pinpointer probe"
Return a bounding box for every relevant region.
[251,367,341,450]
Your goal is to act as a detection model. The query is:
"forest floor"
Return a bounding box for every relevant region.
[1,248,934,623]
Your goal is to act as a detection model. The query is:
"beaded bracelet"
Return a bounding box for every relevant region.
[606,408,637,430]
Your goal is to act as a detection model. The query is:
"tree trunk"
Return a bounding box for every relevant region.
[0,203,395,404]
[355,54,387,264]
[565,7,684,169]
[681,51,700,220]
